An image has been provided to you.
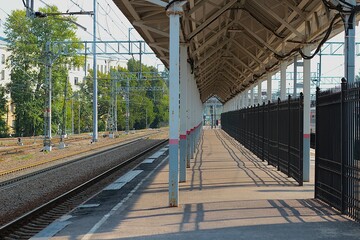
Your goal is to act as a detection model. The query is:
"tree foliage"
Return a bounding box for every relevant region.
[80,59,169,133]
[0,86,9,137]
[4,6,82,136]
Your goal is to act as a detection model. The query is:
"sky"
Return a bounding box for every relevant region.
[0,0,164,70]
[0,1,359,91]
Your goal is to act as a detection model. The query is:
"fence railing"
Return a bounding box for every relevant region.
[315,79,360,222]
[221,95,304,185]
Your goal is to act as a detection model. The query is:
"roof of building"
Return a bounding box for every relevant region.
[113,0,356,103]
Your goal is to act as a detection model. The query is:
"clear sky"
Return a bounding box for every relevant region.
[0,1,359,88]
[0,0,164,69]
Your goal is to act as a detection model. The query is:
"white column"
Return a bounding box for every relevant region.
[267,73,272,102]
[344,0,356,83]
[179,43,187,182]
[257,81,262,105]
[186,64,191,168]
[303,45,311,182]
[167,1,184,207]
[280,61,287,100]
[250,87,254,106]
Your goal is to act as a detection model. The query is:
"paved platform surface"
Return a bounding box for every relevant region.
[45,129,360,240]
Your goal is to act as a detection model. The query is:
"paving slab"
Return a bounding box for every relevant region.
[49,129,360,240]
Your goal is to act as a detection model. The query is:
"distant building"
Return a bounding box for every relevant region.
[0,36,15,133]
[68,57,127,91]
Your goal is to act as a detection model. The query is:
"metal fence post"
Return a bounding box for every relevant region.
[341,77,347,214]
[267,100,271,165]
[277,98,280,171]
[262,102,265,161]
[315,88,319,197]
[299,92,304,186]
[288,95,291,177]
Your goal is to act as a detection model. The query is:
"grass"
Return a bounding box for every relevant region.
[16,154,34,161]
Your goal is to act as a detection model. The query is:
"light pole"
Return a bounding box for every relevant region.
[92,0,98,143]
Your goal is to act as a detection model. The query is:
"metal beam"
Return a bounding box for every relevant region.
[144,0,167,7]
[188,0,237,40]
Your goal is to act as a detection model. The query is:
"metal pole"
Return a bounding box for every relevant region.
[267,73,272,102]
[257,81,262,104]
[250,87,254,106]
[115,78,118,133]
[92,0,98,142]
[167,1,184,207]
[78,100,81,134]
[280,61,287,100]
[344,0,356,83]
[179,43,187,182]
[71,98,74,135]
[43,42,52,151]
[318,49,322,88]
[126,77,130,133]
[303,45,311,182]
[293,55,297,97]
[186,66,191,168]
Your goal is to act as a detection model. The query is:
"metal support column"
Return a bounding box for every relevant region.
[250,87,254,106]
[280,61,287,100]
[344,0,356,83]
[190,77,195,159]
[126,77,130,133]
[186,66,191,168]
[92,0,98,143]
[293,56,297,97]
[303,46,311,182]
[179,44,188,182]
[43,42,52,152]
[267,73,272,102]
[167,1,185,207]
[258,81,262,104]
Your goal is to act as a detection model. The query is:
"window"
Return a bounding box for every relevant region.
[88,63,90,70]
[1,54,5,64]
[1,70,4,80]
[101,65,103,73]
[105,66,107,73]
[74,77,79,85]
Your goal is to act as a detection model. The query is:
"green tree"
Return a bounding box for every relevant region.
[0,86,9,136]
[4,6,82,136]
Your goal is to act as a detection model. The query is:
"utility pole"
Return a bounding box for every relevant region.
[126,77,130,134]
[59,78,68,149]
[78,98,81,134]
[26,0,34,18]
[43,42,52,151]
[71,97,74,135]
[92,0,98,143]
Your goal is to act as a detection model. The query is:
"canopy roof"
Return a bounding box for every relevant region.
[113,0,354,103]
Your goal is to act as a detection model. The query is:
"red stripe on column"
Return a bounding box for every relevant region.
[304,134,310,139]
[186,130,190,135]
[180,135,187,140]
[169,139,179,145]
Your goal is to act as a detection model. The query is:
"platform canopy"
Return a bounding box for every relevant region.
[113,0,351,103]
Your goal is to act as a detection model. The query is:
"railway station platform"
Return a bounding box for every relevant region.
[40,128,360,240]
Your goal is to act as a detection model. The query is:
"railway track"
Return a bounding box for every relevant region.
[0,130,162,178]
[0,138,168,239]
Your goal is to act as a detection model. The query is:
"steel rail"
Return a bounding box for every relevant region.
[0,138,168,239]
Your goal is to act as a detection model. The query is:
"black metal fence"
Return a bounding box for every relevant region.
[315,79,360,222]
[221,95,304,185]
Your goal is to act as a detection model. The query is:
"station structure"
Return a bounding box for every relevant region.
[113,0,359,207]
